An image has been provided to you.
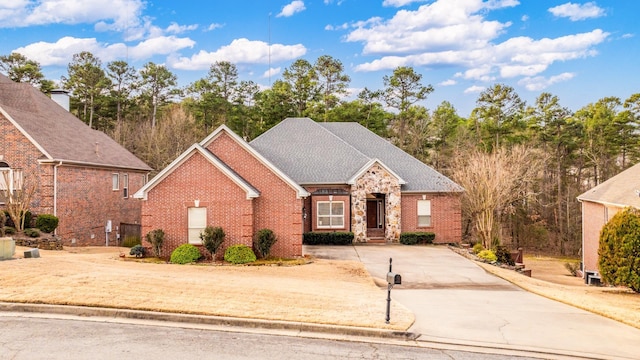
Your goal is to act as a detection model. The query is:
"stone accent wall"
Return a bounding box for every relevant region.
[351,163,401,243]
[14,235,64,250]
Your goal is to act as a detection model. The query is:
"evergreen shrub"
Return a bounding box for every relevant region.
[399,232,435,245]
[254,229,277,258]
[35,214,59,233]
[170,244,202,264]
[302,232,353,245]
[224,245,257,264]
[599,208,640,292]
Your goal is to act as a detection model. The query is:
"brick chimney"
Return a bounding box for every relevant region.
[50,89,70,111]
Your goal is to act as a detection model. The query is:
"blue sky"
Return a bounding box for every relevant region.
[0,0,637,116]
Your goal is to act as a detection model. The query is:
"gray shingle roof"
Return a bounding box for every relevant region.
[0,75,151,171]
[250,117,462,192]
[577,162,640,208]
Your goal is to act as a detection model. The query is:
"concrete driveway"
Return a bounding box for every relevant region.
[305,244,640,360]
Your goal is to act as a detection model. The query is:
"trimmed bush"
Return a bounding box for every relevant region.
[200,226,225,258]
[254,229,277,258]
[493,245,514,265]
[399,232,435,245]
[23,228,40,238]
[129,244,146,258]
[170,244,202,264]
[145,229,165,257]
[122,235,141,248]
[3,226,16,235]
[224,244,257,264]
[303,232,353,245]
[599,207,640,292]
[477,249,497,262]
[35,214,59,233]
[472,243,484,254]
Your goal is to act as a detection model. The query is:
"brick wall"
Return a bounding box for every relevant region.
[56,166,146,246]
[205,132,304,257]
[141,152,253,259]
[302,185,352,233]
[2,113,145,246]
[401,193,462,243]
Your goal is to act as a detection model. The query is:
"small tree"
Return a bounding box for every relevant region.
[0,171,36,231]
[200,226,225,259]
[145,229,165,258]
[599,208,640,292]
[254,229,277,259]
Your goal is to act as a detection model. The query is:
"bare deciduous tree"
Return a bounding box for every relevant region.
[0,171,36,231]
[451,145,546,248]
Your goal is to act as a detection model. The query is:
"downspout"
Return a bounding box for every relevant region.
[53,161,62,235]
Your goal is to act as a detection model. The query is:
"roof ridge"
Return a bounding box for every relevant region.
[315,120,371,161]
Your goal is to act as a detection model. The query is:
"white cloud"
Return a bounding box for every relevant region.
[262,67,281,78]
[518,72,575,91]
[277,0,306,17]
[439,79,457,86]
[521,15,529,22]
[382,0,424,7]
[206,23,224,31]
[166,22,198,34]
[622,33,634,39]
[464,85,485,94]
[170,38,306,70]
[548,2,605,21]
[13,35,194,66]
[0,0,146,31]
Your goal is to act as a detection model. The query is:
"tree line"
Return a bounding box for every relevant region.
[2,51,639,256]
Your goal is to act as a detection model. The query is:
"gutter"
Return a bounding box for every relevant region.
[53,161,62,235]
[38,159,152,172]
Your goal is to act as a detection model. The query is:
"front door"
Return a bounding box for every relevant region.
[366,195,385,238]
[366,200,379,228]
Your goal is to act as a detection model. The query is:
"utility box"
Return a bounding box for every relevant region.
[24,248,40,258]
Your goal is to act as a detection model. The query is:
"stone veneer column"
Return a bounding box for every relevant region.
[351,163,402,243]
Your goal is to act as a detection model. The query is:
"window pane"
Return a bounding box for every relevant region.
[188,229,203,244]
[331,202,344,215]
[318,202,330,215]
[331,216,344,227]
[0,170,8,191]
[112,174,119,190]
[318,216,331,227]
[417,200,431,216]
[188,207,207,227]
[418,215,431,227]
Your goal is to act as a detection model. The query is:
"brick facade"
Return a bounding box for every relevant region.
[141,131,305,259]
[401,193,462,243]
[1,113,146,246]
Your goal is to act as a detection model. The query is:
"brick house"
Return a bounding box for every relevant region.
[577,162,640,280]
[135,117,462,258]
[0,74,152,246]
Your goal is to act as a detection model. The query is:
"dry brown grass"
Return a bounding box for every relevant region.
[0,246,413,330]
[476,255,640,329]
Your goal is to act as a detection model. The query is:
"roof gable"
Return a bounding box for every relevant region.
[133,143,259,200]
[577,162,640,208]
[0,75,150,171]
[201,125,309,198]
[348,158,406,185]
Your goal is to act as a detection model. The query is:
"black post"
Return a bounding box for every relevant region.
[385,257,392,324]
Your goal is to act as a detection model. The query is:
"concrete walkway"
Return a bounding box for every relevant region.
[305,244,640,360]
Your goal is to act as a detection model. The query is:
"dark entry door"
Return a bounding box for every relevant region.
[366,200,378,228]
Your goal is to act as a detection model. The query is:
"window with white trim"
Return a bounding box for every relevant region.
[122,174,129,198]
[317,201,344,229]
[417,200,431,227]
[112,173,119,190]
[188,207,207,244]
[0,164,22,193]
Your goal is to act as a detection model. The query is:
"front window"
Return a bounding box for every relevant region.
[417,199,431,227]
[188,207,207,244]
[317,201,344,229]
[0,164,23,193]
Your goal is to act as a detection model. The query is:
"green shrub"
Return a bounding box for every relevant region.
[35,214,59,233]
[599,207,640,292]
[477,249,497,262]
[5,210,32,229]
[254,229,277,258]
[200,226,225,258]
[122,235,141,248]
[472,243,484,254]
[23,228,40,238]
[145,229,165,257]
[399,232,435,245]
[493,245,515,265]
[129,244,146,258]
[170,244,202,264]
[224,244,257,264]
[3,226,16,235]
[302,232,353,245]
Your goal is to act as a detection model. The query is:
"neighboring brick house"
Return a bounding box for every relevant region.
[0,74,151,246]
[577,162,640,280]
[135,117,462,258]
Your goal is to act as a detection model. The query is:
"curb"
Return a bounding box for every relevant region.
[0,302,418,341]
